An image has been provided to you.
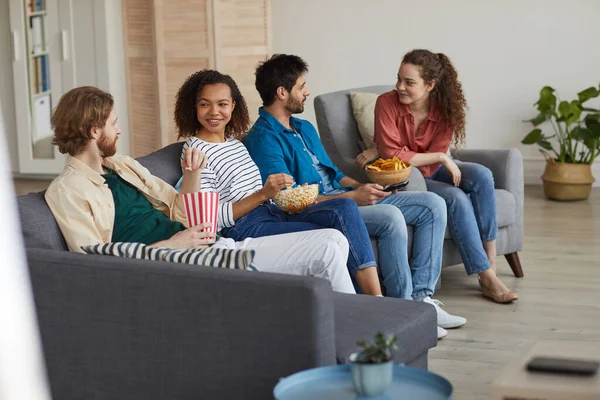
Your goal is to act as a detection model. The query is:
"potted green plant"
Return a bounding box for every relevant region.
[522,84,600,200]
[349,332,399,397]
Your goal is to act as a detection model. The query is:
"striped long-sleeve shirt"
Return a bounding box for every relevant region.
[180,137,264,231]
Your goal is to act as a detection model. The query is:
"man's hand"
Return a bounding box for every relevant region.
[349,183,390,206]
[259,173,294,200]
[151,223,216,249]
[440,154,461,186]
[181,147,207,172]
[355,148,380,170]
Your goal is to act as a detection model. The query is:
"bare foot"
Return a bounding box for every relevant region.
[478,269,512,296]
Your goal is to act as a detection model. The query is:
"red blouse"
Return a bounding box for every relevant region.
[374,90,453,178]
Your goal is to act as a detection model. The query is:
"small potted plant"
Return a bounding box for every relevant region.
[349,332,399,397]
[522,84,600,201]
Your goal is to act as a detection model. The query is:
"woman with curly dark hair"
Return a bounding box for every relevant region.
[356,50,517,303]
[173,70,389,298]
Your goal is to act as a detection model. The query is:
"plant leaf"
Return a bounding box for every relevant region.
[577,87,600,103]
[536,86,557,114]
[526,113,547,126]
[522,129,542,144]
[538,139,553,150]
[566,100,582,125]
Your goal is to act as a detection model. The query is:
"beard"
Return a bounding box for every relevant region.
[97,133,117,157]
[285,96,305,114]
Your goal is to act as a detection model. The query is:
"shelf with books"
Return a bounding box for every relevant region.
[30,50,48,58]
[23,0,52,160]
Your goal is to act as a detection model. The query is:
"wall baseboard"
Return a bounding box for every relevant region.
[523,158,600,187]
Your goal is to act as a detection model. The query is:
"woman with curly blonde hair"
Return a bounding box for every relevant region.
[357,50,517,303]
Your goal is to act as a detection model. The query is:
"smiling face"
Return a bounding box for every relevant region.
[96,108,119,157]
[284,75,309,114]
[195,83,236,135]
[396,63,435,106]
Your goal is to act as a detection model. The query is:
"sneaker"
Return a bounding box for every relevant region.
[437,326,448,339]
[422,296,467,329]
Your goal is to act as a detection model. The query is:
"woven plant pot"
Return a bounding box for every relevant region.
[541,160,595,201]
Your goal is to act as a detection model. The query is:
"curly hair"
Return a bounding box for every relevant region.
[174,69,250,140]
[402,49,467,146]
[255,54,309,106]
[51,86,114,156]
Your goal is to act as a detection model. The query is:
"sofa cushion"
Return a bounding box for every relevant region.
[17,191,68,251]
[82,242,256,270]
[137,142,185,187]
[350,91,379,149]
[333,293,437,366]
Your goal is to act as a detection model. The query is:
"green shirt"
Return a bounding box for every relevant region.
[102,169,185,244]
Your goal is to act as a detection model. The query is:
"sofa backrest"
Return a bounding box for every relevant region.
[17,142,185,250]
[137,142,185,187]
[18,191,69,251]
[314,85,394,182]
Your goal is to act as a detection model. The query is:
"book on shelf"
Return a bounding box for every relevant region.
[40,55,49,92]
[30,16,43,54]
[33,94,52,142]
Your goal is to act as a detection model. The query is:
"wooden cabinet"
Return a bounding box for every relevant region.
[123,0,271,157]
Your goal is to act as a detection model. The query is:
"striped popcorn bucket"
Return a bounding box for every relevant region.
[182,191,219,233]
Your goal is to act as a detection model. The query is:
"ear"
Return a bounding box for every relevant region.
[276,86,288,101]
[231,100,236,112]
[425,79,436,93]
[90,126,101,139]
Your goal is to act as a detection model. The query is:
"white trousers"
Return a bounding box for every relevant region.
[215,229,355,294]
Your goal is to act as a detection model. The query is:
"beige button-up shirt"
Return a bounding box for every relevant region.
[45,155,187,253]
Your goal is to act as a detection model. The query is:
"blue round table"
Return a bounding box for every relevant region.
[274,364,453,399]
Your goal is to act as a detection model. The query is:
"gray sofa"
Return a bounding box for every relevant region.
[17,142,437,400]
[314,86,524,277]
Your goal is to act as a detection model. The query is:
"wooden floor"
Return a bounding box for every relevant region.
[430,186,600,399]
[13,180,600,399]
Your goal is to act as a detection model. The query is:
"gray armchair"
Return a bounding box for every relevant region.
[314,86,524,277]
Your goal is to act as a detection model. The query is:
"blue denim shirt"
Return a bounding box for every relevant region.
[245,107,350,194]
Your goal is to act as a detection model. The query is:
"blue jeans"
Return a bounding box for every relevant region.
[221,198,377,275]
[359,191,447,300]
[426,160,498,275]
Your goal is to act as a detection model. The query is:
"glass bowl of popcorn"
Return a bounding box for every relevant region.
[273,184,319,214]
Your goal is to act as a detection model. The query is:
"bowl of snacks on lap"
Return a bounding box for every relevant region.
[365,156,412,187]
[273,184,319,214]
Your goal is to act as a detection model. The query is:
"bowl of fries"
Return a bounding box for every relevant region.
[274,184,319,214]
[365,157,412,186]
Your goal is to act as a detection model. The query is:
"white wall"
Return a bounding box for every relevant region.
[0,0,130,174]
[271,0,600,185]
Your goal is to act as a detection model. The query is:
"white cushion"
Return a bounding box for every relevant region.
[350,91,379,149]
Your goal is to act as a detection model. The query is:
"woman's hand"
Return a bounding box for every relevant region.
[355,148,380,170]
[259,173,294,200]
[181,147,207,172]
[440,154,461,186]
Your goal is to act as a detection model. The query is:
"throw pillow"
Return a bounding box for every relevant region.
[349,92,379,149]
[82,242,257,271]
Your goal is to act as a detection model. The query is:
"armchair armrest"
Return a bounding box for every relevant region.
[452,148,524,239]
[27,248,336,400]
[451,148,524,200]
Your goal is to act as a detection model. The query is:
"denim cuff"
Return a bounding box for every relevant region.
[352,261,377,276]
[412,290,434,301]
[466,263,491,276]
